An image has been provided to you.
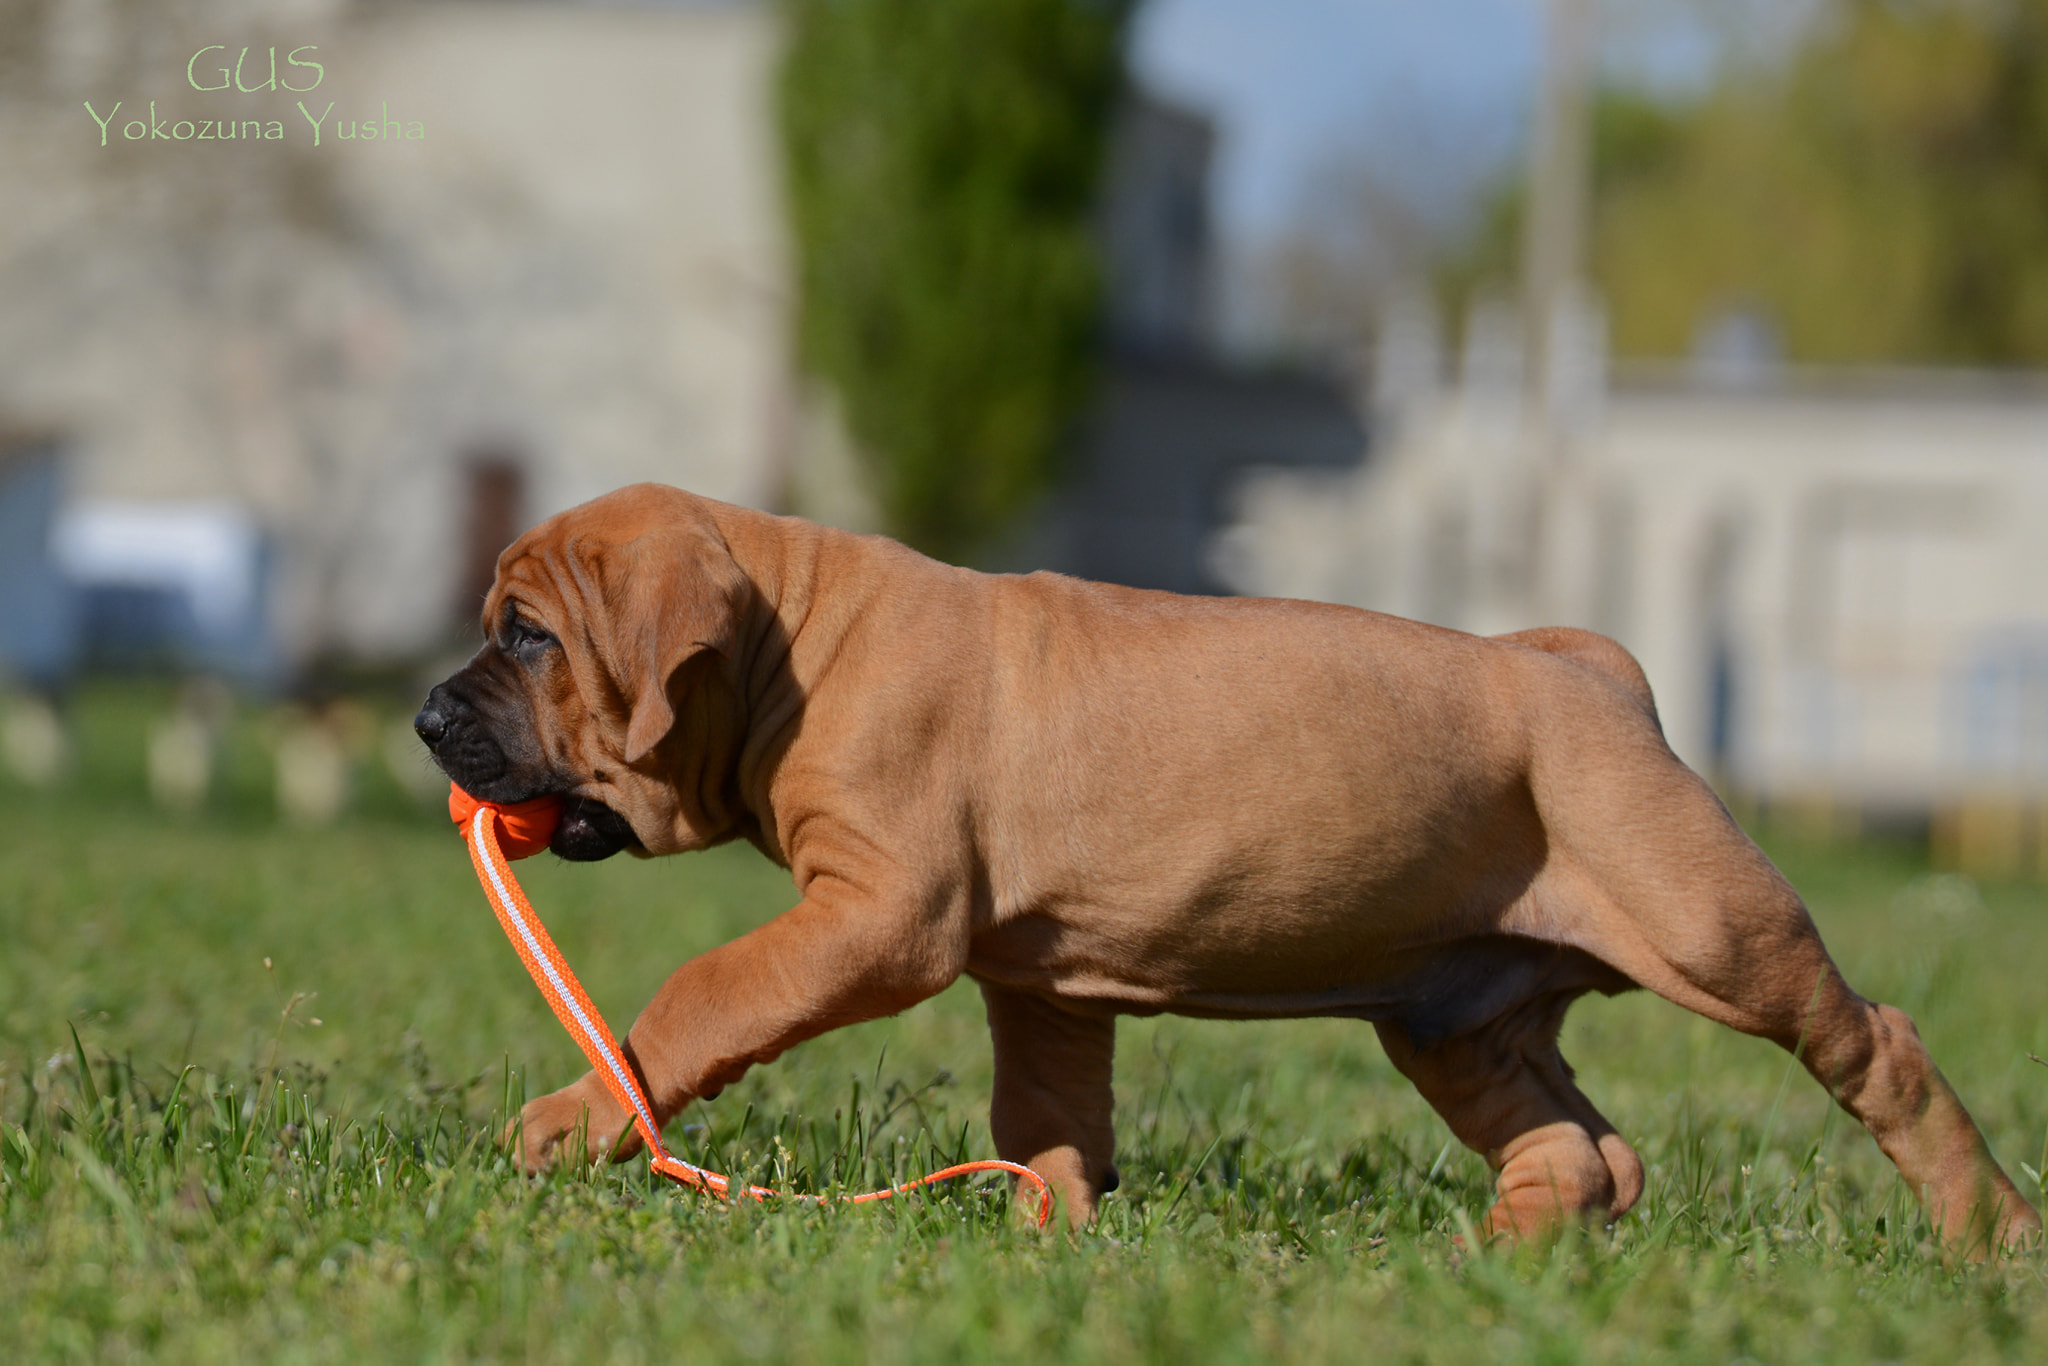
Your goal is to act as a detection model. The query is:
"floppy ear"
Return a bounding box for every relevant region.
[607,525,749,766]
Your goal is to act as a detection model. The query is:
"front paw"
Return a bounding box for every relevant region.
[505,1073,642,1172]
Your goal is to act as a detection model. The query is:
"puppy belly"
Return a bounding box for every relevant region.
[966,932,1633,1044]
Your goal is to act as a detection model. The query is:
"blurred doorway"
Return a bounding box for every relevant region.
[454,454,527,633]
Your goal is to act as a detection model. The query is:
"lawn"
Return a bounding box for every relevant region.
[1,688,2045,1362]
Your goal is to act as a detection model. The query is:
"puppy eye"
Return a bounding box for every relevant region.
[508,618,556,652]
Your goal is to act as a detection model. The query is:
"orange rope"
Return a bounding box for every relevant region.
[454,789,1054,1227]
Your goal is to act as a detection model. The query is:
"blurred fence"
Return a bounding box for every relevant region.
[0,680,446,827]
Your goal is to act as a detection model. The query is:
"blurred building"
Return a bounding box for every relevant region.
[0,0,791,674]
[1024,93,1366,594]
[1,0,1360,681]
[1216,299,2048,869]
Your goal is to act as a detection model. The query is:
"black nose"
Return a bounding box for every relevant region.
[414,693,454,750]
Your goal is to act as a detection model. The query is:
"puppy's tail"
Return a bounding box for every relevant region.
[1494,626,1661,733]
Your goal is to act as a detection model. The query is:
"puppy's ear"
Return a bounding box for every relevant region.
[608,526,749,766]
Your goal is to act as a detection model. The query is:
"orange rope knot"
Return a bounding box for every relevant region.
[448,782,1054,1228]
[446,786,563,860]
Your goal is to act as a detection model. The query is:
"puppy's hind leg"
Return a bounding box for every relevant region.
[978,982,1117,1230]
[1539,755,2043,1258]
[1377,995,1644,1242]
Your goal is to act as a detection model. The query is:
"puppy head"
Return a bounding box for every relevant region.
[415,485,751,860]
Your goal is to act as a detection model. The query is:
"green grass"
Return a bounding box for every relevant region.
[2,696,2046,1361]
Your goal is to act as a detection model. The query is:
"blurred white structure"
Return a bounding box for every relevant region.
[51,500,271,674]
[1216,296,2048,848]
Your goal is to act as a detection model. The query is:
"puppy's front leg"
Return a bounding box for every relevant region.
[513,877,964,1171]
[980,982,1117,1228]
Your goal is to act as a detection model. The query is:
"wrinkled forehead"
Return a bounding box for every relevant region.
[481,515,604,628]
[475,485,702,630]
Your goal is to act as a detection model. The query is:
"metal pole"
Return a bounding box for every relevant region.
[1522,0,1594,424]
